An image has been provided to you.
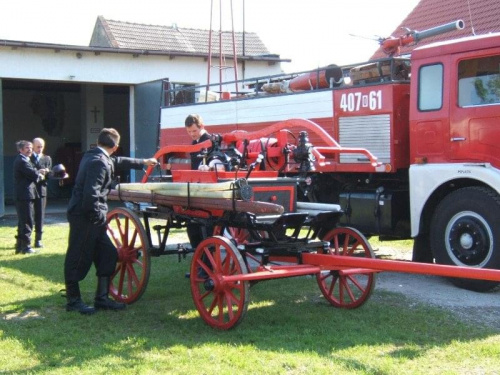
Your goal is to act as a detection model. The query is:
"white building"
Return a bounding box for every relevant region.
[0,16,288,216]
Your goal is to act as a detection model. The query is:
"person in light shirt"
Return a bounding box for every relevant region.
[30,137,52,248]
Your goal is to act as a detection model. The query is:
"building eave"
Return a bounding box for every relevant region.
[0,39,290,63]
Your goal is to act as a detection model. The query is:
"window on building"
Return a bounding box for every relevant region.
[458,55,500,107]
[163,82,197,106]
[418,64,443,111]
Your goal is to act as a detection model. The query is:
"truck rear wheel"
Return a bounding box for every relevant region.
[430,187,500,292]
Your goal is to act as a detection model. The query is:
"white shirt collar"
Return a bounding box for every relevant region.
[97,146,110,157]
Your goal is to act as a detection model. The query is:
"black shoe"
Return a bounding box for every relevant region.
[64,281,95,315]
[35,233,43,248]
[22,246,39,255]
[66,298,96,315]
[94,296,126,311]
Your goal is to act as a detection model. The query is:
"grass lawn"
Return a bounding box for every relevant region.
[1,214,499,374]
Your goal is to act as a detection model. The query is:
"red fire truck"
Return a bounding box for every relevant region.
[155,21,500,292]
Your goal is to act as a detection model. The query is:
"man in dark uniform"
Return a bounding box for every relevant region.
[13,140,48,254]
[64,128,157,315]
[184,114,213,248]
[31,137,52,248]
[185,114,211,170]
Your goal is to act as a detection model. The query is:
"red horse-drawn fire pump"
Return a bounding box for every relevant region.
[106,119,500,330]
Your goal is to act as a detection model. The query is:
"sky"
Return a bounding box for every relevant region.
[0,0,421,73]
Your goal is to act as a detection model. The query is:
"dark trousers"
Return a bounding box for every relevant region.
[64,214,117,283]
[15,199,34,242]
[34,196,47,235]
[186,223,213,249]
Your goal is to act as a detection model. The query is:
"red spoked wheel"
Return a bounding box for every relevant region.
[106,207,151,304]
[316,227,376,308]
[213,225,252,245]
[190,236,249,330]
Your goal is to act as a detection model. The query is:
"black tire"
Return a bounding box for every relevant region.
[430,187,500,292]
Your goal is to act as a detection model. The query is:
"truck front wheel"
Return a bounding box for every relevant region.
[430,186,500,292]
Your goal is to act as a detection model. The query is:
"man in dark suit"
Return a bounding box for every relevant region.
[64,128,157,315]
[13,140,48,254]
[31,137,52,248]
[185,114,211,170]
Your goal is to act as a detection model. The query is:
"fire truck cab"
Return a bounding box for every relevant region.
[408,33,500,290]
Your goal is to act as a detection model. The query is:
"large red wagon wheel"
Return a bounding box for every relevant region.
[190,236,250,330]
[106,207,151,304]
[316,227,376,308]
[213,225,252,246]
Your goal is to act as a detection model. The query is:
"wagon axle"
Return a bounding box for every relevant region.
[203,278,216,292]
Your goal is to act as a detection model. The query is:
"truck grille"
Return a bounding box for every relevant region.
[338,114,391,164]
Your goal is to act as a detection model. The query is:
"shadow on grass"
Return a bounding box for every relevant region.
[0,212,68,229]
[0,253,66,285]
[1,251,498,373]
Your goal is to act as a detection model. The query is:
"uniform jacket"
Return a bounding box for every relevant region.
[67,147,144,225]
[31,153,52,197]
[190,132,212,169]
[13,153,42,201]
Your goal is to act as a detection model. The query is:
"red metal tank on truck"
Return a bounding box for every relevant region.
[155,20,500,292]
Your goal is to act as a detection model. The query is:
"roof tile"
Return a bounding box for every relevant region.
[371,0,500,59]
[91,17,270,57]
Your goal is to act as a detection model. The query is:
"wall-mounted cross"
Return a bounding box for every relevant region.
[90,106,100,124]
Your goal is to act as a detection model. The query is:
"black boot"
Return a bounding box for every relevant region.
[94,277,126,311]
[34,232,44,248]
[65,281,96,315]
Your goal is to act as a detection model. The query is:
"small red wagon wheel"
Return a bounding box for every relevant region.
[316,227,376,308]
[190,236,250,330]
[106,207,151,304]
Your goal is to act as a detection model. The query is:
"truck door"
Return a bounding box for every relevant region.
[410,58,451,164]
[450,52,500,167]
